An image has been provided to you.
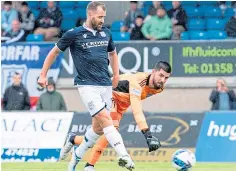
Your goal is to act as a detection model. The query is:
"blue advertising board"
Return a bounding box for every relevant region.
[196,111,236,162]
[1,43,64,108]
[1,149,60,162]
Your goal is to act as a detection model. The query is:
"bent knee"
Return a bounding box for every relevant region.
[94,109,113,128]
[94,109,112,121]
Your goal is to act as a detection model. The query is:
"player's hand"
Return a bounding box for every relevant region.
[37,74,48,88]
[146,135,161,152]
[112,75,119,88]
[142,129,161,152]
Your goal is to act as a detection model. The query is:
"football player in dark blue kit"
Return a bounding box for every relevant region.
[37,1,134,171]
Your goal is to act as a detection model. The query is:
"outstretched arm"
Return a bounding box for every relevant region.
[129,83,161,152]
[40,46,61,77]
[38,46,61,88]
[38,29,75,87]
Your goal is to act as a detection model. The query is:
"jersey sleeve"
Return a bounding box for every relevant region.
[129,79,149,131]
[56,28,76,52]
[107,30,116,52]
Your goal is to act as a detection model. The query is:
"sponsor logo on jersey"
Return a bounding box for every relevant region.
[81,41,109,49]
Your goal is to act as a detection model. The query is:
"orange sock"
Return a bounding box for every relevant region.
[74,136,84,145]
[88,135,109,165]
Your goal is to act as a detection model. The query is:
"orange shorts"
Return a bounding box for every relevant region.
[110,96,129,128]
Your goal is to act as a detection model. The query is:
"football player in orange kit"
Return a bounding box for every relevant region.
[60,61,171,171]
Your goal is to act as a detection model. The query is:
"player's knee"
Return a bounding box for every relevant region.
[94,110,113,127]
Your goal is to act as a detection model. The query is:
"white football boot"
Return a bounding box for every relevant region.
[84,165,95,171]
[59,132,75,160]
[68,146,81,171]
[118,155,135,170]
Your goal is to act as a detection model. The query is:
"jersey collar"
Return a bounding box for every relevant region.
[83,23,97,36]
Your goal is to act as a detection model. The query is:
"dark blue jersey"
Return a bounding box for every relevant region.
[56,24,115,86]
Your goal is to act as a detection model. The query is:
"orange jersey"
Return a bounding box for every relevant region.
[111,72,163,130]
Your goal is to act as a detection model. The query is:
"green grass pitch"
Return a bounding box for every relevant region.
[2,162,236,171]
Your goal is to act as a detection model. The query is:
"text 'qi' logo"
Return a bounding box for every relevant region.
[207,121,236,141]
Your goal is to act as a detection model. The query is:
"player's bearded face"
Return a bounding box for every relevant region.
[91,17,103,30]
[153,69,170,89]
[153,73,163,89]
[90,7,106,31]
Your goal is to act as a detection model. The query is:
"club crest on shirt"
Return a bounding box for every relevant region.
[99,31,106,37]
[83,34,87,38]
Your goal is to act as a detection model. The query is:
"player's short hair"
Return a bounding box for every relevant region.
[87,1,106,12]
[154,61,172,73]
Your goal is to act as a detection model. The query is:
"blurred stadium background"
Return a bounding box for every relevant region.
[1,1,236,171]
